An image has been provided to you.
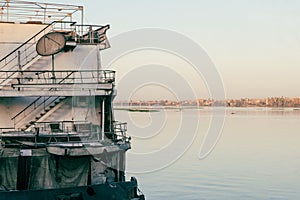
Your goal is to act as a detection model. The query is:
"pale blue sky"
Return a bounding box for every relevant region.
[35,0,300,99]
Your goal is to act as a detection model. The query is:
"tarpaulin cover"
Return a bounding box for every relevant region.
[1,148,90,190]
[0,148,19,190]
[0,157,18,190]
[54,156,89,188]
[29,155,89,189]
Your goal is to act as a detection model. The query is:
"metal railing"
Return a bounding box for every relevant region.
[0,120,130,145]
[0,21,55,73]
[18,69,112,85]
[11,96,64,128]
[113,122,129,142]
[0,21,74,89]
[0,69,115,90]
[34,121,91,133]
[8,70,114,129]
[33,121,128,142]
[0,21,110,89]
[74,24,110,49]
[33,121,99,142]
[0,21,77,76]
[0,1,83,24]
[0,127,15,135]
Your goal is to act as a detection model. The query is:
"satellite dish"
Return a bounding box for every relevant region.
[36,32,66,56]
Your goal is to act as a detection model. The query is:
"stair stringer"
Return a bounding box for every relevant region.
[25,97,69,131]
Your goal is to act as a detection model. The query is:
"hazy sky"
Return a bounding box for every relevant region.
[34,0,300,99]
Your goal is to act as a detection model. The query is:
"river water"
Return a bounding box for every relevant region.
[115,107,300,199]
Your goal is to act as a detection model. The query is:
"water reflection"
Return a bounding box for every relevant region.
[115,107,300,199]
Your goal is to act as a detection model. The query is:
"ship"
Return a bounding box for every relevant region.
[0,1,145,199]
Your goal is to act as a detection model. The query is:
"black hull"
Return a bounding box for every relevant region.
[0,179,145,200]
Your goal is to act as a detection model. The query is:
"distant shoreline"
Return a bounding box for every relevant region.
[114,97,300,108]
[114,106,300,112]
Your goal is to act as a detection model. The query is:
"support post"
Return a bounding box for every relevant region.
[101,98,105,140]
[96,47,101,83]
[17,51,22,90]
[51,55,56,83]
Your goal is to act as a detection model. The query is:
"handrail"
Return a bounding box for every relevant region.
[35,120,87,130]
[0,21,77,88]
[2,119,130,144]
[10,67,78,127]
[108,121,129,142]
[8,70,114,130]
[0,21,55,64]
[0,21,109,74]
[10,70,114,128]
[0,1,82,24]
[0,69,114,73]
[32,121,128,142]
[11,96,42,121]
[0,70,116,87]
[10,96,59,122]
[10,68,76,127]
[11,96,63,128]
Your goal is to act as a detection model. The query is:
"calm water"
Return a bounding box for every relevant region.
[115,107,300,199]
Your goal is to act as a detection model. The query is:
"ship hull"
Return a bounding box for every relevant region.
[0,1,145,199]
[0,179,145,200]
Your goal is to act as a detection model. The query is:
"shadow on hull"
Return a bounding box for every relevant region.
[0,179,145,200]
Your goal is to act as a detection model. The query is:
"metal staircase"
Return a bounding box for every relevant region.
[11,96,67,131]
[0,22,111,92]
[0,21,79,89]
[9,69,115,131]
[0,22,54,78]
[0,7,112,132]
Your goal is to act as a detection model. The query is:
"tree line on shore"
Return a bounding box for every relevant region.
[115,97,300,107]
